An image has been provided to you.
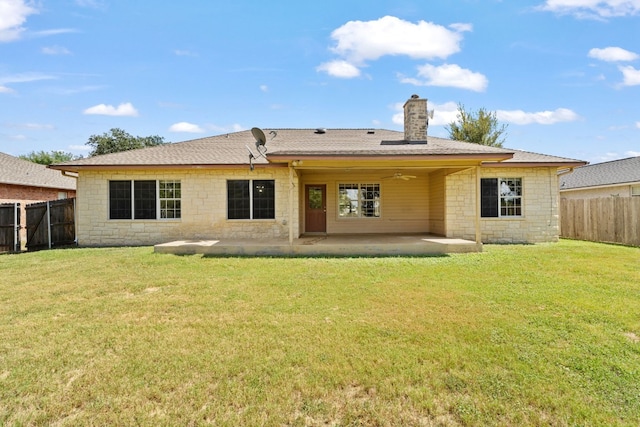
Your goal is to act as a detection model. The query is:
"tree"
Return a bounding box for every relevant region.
[446,103,507,147]
[19,150,81,165]
[86,128,166,156]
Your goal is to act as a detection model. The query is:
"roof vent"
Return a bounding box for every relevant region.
[367,129,375,134]
[314,128,327,134]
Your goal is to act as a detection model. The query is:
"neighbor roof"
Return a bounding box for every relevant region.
[560,156,640,190]
[49,129,584,171]
[0,152,77,190]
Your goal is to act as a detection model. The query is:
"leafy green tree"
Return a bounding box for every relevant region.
[446,103,507,147]
[19,150,81,165]
[86,128,166,156]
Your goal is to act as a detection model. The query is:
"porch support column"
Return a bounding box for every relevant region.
[288,165,295,246]
[475,166,482,246]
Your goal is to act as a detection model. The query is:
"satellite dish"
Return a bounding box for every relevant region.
[251,127,267,146]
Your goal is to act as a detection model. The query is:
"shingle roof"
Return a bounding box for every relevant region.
[560,156,640,190]
[49,129,584,170]
[0,152,77,190]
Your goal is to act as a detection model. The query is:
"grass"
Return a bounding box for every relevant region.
[0,240,639,426]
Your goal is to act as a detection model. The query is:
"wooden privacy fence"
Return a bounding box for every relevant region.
[0,203,21,253]
[560,197,640,247]
[25,198,76,251]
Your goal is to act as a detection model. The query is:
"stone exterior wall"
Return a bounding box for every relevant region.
[76,168,297,246]
[446,167,561,244]
[403,96,428,142]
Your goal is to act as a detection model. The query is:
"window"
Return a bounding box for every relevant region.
[160,180,182,218]
[632,185,640,197]
[109,180,181,220]
[227,180,275,219]
[481,178,522,218]
[338,183,380,218]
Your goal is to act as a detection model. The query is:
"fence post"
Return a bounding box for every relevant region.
[14,203,20,252]
[47,201,52,249]
[73,197,78,246]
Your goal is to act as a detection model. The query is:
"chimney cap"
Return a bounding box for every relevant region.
[410,94,420,99]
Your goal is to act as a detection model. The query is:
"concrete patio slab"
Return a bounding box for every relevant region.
[154,234,481,256]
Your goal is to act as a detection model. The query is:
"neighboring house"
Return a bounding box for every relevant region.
[559,156,640,199]
[50,95,585,249]
[0,152,77,246]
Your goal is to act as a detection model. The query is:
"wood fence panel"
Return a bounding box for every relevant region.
[26,202,49,251]
[49,199,75,247]
[0,203,20,253]
[561,197,640,247]
[26,198,76,251]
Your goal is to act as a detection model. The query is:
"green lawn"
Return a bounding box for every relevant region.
[1,240,639,426]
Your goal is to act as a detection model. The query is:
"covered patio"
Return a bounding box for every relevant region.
[154,234,481,257]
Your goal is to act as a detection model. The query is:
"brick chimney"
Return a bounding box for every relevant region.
[403,94,428,143]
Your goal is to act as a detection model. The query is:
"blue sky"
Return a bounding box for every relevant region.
[1,0,639,164]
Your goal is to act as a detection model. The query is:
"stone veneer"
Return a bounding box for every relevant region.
[446,167,561,244]
[76,168,297,246]
[403,95,428,142]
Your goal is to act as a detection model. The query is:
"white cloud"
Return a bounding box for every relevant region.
[83,102,139,117]
[10,122,55,130]
[636,122,640,129]
[75,0,106,9]
[318,16,465,78]
[0,0,37,42]
[449,23,473,32]
[42,45,71,55]
[400,63,488,92]
[588,47,639,62]
[69,144,91,151]
[206,123,244,133]
[0,72,56,93]
[174,49,197,57]
[260,85,269,92]
[169,122,204,133]
[539,0,640,18]
[619,65,640,85]
[31,28,78,38]
[317,60,361,78]
[627,150,640,156]
[392,100,459,126]
[496,108,580,124]
[0,72,56,84]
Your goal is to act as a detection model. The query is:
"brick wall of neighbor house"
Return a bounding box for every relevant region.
[0,183,76,248]
[560,184,633,200]
[446,167,560,244]
[76,168,297,246]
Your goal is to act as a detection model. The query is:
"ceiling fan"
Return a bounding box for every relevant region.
[382,172,417,181]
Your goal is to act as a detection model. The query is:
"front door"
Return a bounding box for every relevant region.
[305,185,326,233]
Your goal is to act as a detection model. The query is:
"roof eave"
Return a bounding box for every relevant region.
[48,163,284,173]
[482,161,587,168]
[267,153,514,162]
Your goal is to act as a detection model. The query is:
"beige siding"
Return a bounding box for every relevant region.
[77,168,297,246]
[300,171,430,234]
[446,167,561,243]
[427,170,446,236]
